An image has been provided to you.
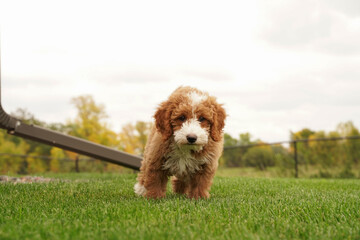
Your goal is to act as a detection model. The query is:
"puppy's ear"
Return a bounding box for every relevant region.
[210,103,226,142]
[154,101,173,140]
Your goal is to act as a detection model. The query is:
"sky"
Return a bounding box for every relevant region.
[1,0,360,142]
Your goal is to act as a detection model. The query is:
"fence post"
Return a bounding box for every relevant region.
[75,155,80,173]
[293,141,298,178]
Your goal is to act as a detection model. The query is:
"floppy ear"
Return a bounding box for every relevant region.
[210,103,226,142]
[154,101,173,140]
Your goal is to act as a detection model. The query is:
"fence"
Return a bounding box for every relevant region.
[1,135,360,178]
[223,135,360,178]
[0,152,128,174]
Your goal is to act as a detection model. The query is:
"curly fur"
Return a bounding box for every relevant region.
[134,86,226,199]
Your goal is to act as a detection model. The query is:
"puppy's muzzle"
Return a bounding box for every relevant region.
[186,134,197,144]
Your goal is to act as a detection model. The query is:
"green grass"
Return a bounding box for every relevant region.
[1,173,360,240]
[216,165,360,179]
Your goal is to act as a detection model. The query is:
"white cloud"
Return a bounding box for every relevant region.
[258,0,360,55]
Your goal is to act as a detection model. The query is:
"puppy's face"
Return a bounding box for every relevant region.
[171,92,212,146]
[155,88,226,147]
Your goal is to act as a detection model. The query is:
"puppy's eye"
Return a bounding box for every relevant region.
[198,116,206,122]
[178,115,186,121]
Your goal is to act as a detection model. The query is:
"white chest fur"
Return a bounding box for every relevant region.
[162,143,209,178]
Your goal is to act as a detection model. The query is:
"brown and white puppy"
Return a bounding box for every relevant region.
[134,86,226,199]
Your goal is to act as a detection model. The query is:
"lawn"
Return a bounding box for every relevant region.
[0,173,359,240]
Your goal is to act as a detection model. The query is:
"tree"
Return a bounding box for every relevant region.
[9,108,59,172]
[68,95,115,144]
[11,108,46,126]
[290,122,360,177]
[222,132,258,167]
[336,121,360,164]
[291,128,315,140]
[308,131,336,166]
[337,121,360,137]
[243,146,274,170]
[50,95,121,172]
[0,130,29,174]
[49,147,64,172]
[272,144,294,169]
[239,133,251,145]
[119,121,152,156]
[290,128,315,165]
[0,108,52,173]
[221,133,240,167]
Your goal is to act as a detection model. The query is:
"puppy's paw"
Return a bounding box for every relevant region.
[187,190,210,200]
[134,183,147,196]
[145,191,166,199]
[172,179,188,195]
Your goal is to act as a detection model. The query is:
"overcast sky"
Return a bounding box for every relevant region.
[1,0,360,142]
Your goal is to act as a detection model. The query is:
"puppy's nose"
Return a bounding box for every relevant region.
[186,134,197,144]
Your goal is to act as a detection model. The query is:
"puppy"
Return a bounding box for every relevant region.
[134,86,226,199]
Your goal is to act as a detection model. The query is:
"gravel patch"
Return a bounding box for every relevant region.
[0,175,57,184]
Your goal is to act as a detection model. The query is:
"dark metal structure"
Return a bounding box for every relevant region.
[0,48,142,170]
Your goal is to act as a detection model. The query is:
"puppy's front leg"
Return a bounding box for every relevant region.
[172,177,189,195]
[144,169,168,199]
[187,168,216,199]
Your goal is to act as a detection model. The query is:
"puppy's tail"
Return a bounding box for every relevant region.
[134,182,147,196]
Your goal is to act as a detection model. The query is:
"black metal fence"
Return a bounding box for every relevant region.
[223,136,360,178]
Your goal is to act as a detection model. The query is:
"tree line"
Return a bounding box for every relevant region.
[1,95,359,176]
[0,95,151,174]
[221,122,360,178]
